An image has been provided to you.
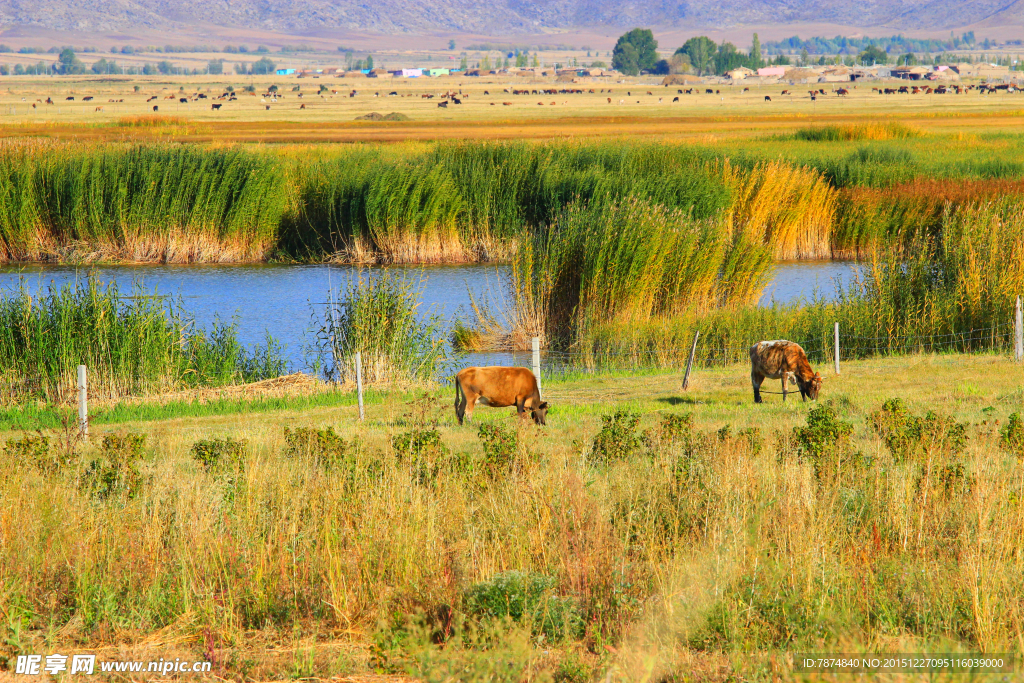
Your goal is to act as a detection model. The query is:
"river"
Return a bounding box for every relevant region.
[0,261,862,369]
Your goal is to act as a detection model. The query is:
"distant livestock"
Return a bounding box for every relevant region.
[152,105,158,111]
[749,340,822,403]
[454,366,549,425]
[765,96,771,102]
[211,103,222,110]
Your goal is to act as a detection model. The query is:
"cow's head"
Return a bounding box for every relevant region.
[531,401,549,425]
[803,372,823,400]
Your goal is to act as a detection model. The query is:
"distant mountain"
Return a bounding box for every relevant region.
[1,0,1022,35]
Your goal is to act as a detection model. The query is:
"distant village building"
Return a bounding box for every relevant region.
[757,66,787,78]
[427,68,450,76]
[275,68,296,76]
[727,66,755,80]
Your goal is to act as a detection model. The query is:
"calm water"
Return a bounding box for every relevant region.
[0,261,862,369]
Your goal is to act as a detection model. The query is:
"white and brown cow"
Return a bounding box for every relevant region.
[749,340,822,403]
[454,366,549,425]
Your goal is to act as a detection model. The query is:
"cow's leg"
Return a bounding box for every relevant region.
[515,396,529,421]
[455,379,465,425]
[781,373,788,402]
[463,392,477,424]
[752,371,765,403]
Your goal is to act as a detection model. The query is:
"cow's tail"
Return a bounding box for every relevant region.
[453,374,463,411]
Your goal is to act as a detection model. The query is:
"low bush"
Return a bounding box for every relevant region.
[591,411,642,464]
[84,432,147,499]
[191,436,248,471]
[464,571,583,643]
[1000,412,1024,457]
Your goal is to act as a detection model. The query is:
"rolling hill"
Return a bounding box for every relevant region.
[1,0,1021,36]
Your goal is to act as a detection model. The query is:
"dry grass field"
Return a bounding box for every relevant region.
[2,74,1024,143]
[4,353,1024,681]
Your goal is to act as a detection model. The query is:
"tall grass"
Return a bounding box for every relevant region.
[0,278,284,402]
[506,198,774,349]
[574,199,1024,367]
[289,141,734,263]
[308,270,457,384]
[0,141,287,263]
[790,121,924,142]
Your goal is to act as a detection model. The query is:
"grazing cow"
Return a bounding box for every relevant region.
[454,367,549,425]
[452,97,461,104]
[211,103,222,110]
[782,90,791,95]
[836,88,849,96]
[749,340,822,404]
[743,87,749,92]
[607,97,612,103]
[94,106,103,112]
[764,95,771,102]
[438,101,448,108]
[705,88,714,94]
[152,105,159,111]
[66,96,74,101]
[265,105,270,110]
[299,103,306,109]
[502,101,512,105]
[672,96,679,102]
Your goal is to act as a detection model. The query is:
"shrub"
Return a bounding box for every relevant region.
[553,653,592,683]
[793,405,854,475]
[4,433,67,474]
[84,432,147,499]
[871,398,967,460]
[1000,412,1024,457]
[591,411,642,464]
[283,426,356,470]
[191,437,247,470]
[393,428,447,485]
[477,422,517,476]
[660,413,694,443]
[464,571,583,643]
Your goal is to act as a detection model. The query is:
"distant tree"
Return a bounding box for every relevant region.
[251,56,276,74]
[460,55,468,70]
[238,45,249,53]
[653,59,670,75]
[224,45,238,54]
[714,42,746,74]
[515,50,527,67]
[590,60,607,68]
[142,63,156,75]
[898,52,918,66]
[56,48,85,74]
[207,59,224,75]
[481,54,492,71]
[366,55,374,70]
[750,33,763,69]
[613,42,640,75]
[858,44,888,65]
[157,60,173,74]
[612,28,658,75]
[90,58,118,74]
[800,47,809,66]
[669,51,691,74]
[448,39,456,50]
[256,45,270,53]
[120,45,135,54]
[532,53,539,67]
[678,36,716,76]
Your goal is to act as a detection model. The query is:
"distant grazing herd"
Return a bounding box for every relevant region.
[20,80,1024,116]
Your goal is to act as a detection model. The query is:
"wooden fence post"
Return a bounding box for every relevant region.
[532,336,542,399]
[834,322,841,375]
[355,352,365,421]
[682,331,700,390]
[77,365,88,436]
[1016,296,1023,363]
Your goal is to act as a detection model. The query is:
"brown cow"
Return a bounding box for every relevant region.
[749,340,822,404]
[454,367,549,425]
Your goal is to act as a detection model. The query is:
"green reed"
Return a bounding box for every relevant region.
[0,278,284,403]
[574,199,1024,367]
[308,270,457,384]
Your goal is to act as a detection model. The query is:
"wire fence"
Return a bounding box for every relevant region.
[462,318,1023,383]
